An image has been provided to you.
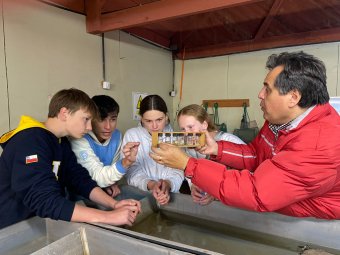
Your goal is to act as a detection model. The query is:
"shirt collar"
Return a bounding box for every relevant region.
[288,105,315,129]
[268,105,315,138]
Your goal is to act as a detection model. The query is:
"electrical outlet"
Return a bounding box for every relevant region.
[169,90,176,97]
[102,81,111,90]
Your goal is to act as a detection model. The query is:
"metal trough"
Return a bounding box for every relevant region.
[1,194,339,255]
[0,214,196,255]
[93,193,340,255]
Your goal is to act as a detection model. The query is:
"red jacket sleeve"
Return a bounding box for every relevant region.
[185,144,338,213]
[210,140,258,171]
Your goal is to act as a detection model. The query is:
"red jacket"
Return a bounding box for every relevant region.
[185,103,340,219]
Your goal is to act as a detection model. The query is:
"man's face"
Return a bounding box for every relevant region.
[258,66,293,125]
[92,112,118,143]
[66,108,92,139]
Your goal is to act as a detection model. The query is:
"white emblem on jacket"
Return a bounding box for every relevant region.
[52,161,61,178]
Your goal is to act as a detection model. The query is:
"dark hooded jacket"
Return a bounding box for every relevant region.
[0,116,97,229]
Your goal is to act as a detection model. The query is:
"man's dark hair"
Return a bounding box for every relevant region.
[266,51,329,108]
[139,95,168,116]
[92,95,119,120]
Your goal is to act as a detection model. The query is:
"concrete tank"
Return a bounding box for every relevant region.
[0,216,202,254]
[1,193,339,254]
[93,193,340,255]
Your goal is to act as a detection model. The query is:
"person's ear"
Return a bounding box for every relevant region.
[288,89,302,108]
[202,120,208,131]
[58,107,69,121]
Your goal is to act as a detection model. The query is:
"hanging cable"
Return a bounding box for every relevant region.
[2,0,10,130]
[213,103,219,125]
[172,57,175,92]
[102,33,106,81]
[179,48,185,101]
[175,48,186,120]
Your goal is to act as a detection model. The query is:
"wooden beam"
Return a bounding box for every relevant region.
[254,0,284,40]
[176,27,340,59]
[85,0,106,34]
[38,0,85,14]
[88,0,264,33]
[124,27,171,49]
[202,99,249,108]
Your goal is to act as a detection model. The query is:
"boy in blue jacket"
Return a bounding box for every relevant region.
[0,88,141,229]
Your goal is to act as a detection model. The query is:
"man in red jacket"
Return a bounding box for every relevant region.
[151,51,340,219]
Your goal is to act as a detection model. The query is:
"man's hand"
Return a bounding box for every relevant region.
[150,143,189,170]
[196,130,218,156]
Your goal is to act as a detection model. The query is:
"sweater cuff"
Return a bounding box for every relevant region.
[209,141,222,161]
[115,159,127,174]
[58,199,76,222]
[83,182,98,199]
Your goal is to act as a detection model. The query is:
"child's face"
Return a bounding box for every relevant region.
[141,110,167,133]
[66,108,92,139]
[92,112,118,143]
[178,115,207,132]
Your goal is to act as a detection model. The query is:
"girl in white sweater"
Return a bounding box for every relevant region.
[122,95,184,205]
